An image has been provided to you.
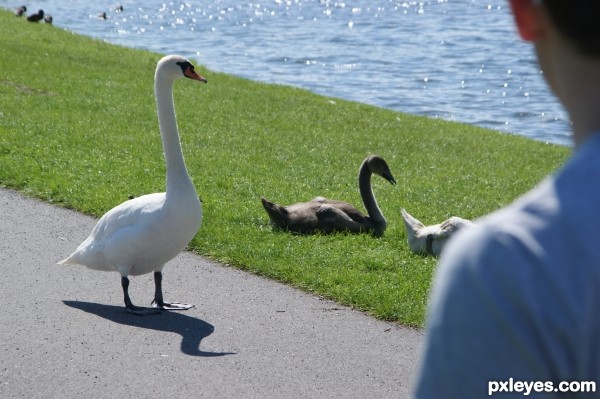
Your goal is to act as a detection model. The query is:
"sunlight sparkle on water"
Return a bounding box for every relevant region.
[4,0,570,145]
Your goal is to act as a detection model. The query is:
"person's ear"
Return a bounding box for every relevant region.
[509,0,545,41]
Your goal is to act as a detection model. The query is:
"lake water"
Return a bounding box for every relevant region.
[4,0,572,145]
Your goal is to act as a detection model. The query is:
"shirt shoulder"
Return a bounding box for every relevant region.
[415,135,600,398]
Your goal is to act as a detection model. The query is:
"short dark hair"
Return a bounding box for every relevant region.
[542,0,600,57]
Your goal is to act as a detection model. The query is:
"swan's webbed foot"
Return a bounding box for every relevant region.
[151,271,194,311]
[151,300,195,311]
[126,304,162,316]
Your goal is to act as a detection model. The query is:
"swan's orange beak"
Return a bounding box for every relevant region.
[184,66,207,83]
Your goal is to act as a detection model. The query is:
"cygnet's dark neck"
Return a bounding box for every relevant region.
[358,160,386,233]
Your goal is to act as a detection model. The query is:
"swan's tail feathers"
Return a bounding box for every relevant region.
[57,253,79,266]
[400,208,425,233]
[260,197,289,229]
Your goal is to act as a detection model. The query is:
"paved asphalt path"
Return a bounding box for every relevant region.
[0,188,423,398]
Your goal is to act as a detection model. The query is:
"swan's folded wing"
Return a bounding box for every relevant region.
[316,204,366,233]
[439,217,474,235]
[89,193,166,242]
[315,199,369,224]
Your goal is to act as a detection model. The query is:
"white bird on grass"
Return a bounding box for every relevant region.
[59,55,207,315]
[401,208,474,256]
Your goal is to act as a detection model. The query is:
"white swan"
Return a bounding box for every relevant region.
[401,208,474,256]
[59,55,206,315]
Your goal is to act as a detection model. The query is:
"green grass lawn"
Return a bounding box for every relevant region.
[0,10,570,327]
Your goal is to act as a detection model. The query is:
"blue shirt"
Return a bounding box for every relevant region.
[415,134,600,398]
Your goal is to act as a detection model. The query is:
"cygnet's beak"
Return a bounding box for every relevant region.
[384,170,397,185]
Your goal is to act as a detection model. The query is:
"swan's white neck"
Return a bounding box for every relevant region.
[155,74,194,196]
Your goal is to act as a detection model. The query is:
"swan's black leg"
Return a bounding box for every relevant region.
[122,276,161,316]
[151,271,194,310]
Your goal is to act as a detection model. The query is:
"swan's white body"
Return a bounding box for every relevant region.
[59,55,205,313]
[401,208,474,256]
[61,191,201,276]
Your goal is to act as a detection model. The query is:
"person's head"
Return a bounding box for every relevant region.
[538,0,600,58]
[509,0,600,144]
[509,0,600,57]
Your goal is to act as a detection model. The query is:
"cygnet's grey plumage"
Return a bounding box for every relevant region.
[261,156,396,237]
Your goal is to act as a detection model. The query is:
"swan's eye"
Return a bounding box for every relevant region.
[176,61,193,74]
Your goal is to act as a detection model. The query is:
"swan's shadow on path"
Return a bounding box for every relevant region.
[64,300,235,357]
